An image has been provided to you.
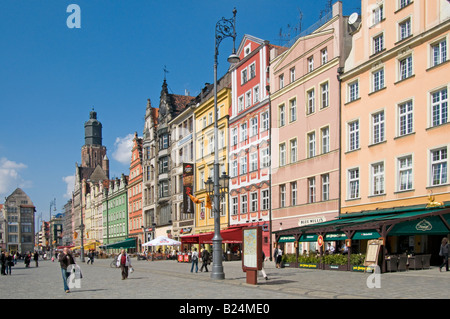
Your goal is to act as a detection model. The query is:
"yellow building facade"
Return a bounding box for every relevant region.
[193,73,231,236]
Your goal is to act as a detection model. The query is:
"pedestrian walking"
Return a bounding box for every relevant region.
[24,252,31,268]
[190,248,199,273]
[5,252,13,275]
[58,247,76,293]
[0,251,6,276]
[87,251,95,264]
[116,249,131,280]
[199,247,210,272]
[33,251,39,267]
[274,245,283,268]
[439,237,449,272]
[260,251,268,280]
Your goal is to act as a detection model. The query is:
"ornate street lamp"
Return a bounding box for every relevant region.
[210,8,239,280]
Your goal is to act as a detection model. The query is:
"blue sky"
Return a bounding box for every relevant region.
[0,0,361,225]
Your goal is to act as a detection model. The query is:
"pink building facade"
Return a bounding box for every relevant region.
[340,0,450,255]
[270,2,352,253]
[229,35,274,256]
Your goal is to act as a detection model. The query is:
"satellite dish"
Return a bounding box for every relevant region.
[348,12,359,25]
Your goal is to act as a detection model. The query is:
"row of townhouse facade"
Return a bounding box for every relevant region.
[66,0,449,258]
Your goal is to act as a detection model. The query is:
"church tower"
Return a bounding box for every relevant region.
[81,109,107,172]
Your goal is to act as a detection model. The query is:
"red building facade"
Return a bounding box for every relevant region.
[128,132,144,252]
[228,35,278,256]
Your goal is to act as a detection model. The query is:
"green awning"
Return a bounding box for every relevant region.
[299,234,318,242]
[100,238,136,249]
[352,230,381,240]
[325,232,347,240]
[389,216,449,236]
[278,235,296,243]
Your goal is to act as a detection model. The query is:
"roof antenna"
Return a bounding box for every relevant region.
[163,65,169,81]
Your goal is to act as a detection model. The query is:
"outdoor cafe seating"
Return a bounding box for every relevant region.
[385,254,431,272]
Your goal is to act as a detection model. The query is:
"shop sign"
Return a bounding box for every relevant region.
[298,216,326,227]
[415,219,432,232]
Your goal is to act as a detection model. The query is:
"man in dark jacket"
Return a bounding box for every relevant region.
[33,252,39,267]
[199,248,210,272]
[58,248,76,293]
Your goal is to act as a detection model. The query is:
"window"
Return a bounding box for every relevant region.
[399,18,411,41]
[398,155,413,191]
[231,128,238,146]
[261,112,269,132]
[159,133,169,149]
[322,174,330,201]
[241,69,248,84]
[308,177,316,203]
[321,48,328,64]
[231,197,238,215]
[371,162,385,195]
[250,117,258,136]
[240,156,247,175]
[279,74,284,89]
[249,63,256,80]
[241,123,247,142]
[159,156,169,173]
[289,98,297,122]
[321,126,330,154]
[400,0,411,9]
[280,185,286,207]
[398,100,413,136]
[348,80,359,102]
[431,148,448,186]
[261,148,270,168]
[321,82,329,109]
[250,192,258,212]
[262,189,269,210]
[348,168,360,199]
[308,56,314,72]
[250,152,258,171]
[372,111,385,144]
[290,138,298,163]
[431,39,447,67]
[238,96,244,112]
[348,120,360,151]
[208,112,213,125]
[372,68,385,92]
[431,88,448,127]
[241,195,248,214]
[245,91,252,108]
[231,160,238,177]
[399,56,413,80]
[279,143,286,166]
[373,34,384,54]
[372,4,383,25]
[279,104,286,126]
[307,89,315,114]
[253,85,260,103]
[291,182,297,206]
[290,67,296,83]
[308,132,316,158]
[208,135,214,154]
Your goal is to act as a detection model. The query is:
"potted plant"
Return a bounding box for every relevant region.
[298,252,320,269]
[281,253,298,268]
[323,254,348,271]
[350,254,367,272]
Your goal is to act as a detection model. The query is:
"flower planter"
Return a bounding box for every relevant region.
[351,265,372,272]
[283,262,299,268]
[324,264,348,271]
[298,263,319,269]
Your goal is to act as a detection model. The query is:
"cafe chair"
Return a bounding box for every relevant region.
[385,256,398,272]
[398,256,408,271]
[408,256,423,270]
[421,255,431,269]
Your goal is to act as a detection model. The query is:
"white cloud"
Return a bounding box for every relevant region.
[62,175,75,199]
[0,157,31,195]
[112,133,134,165]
